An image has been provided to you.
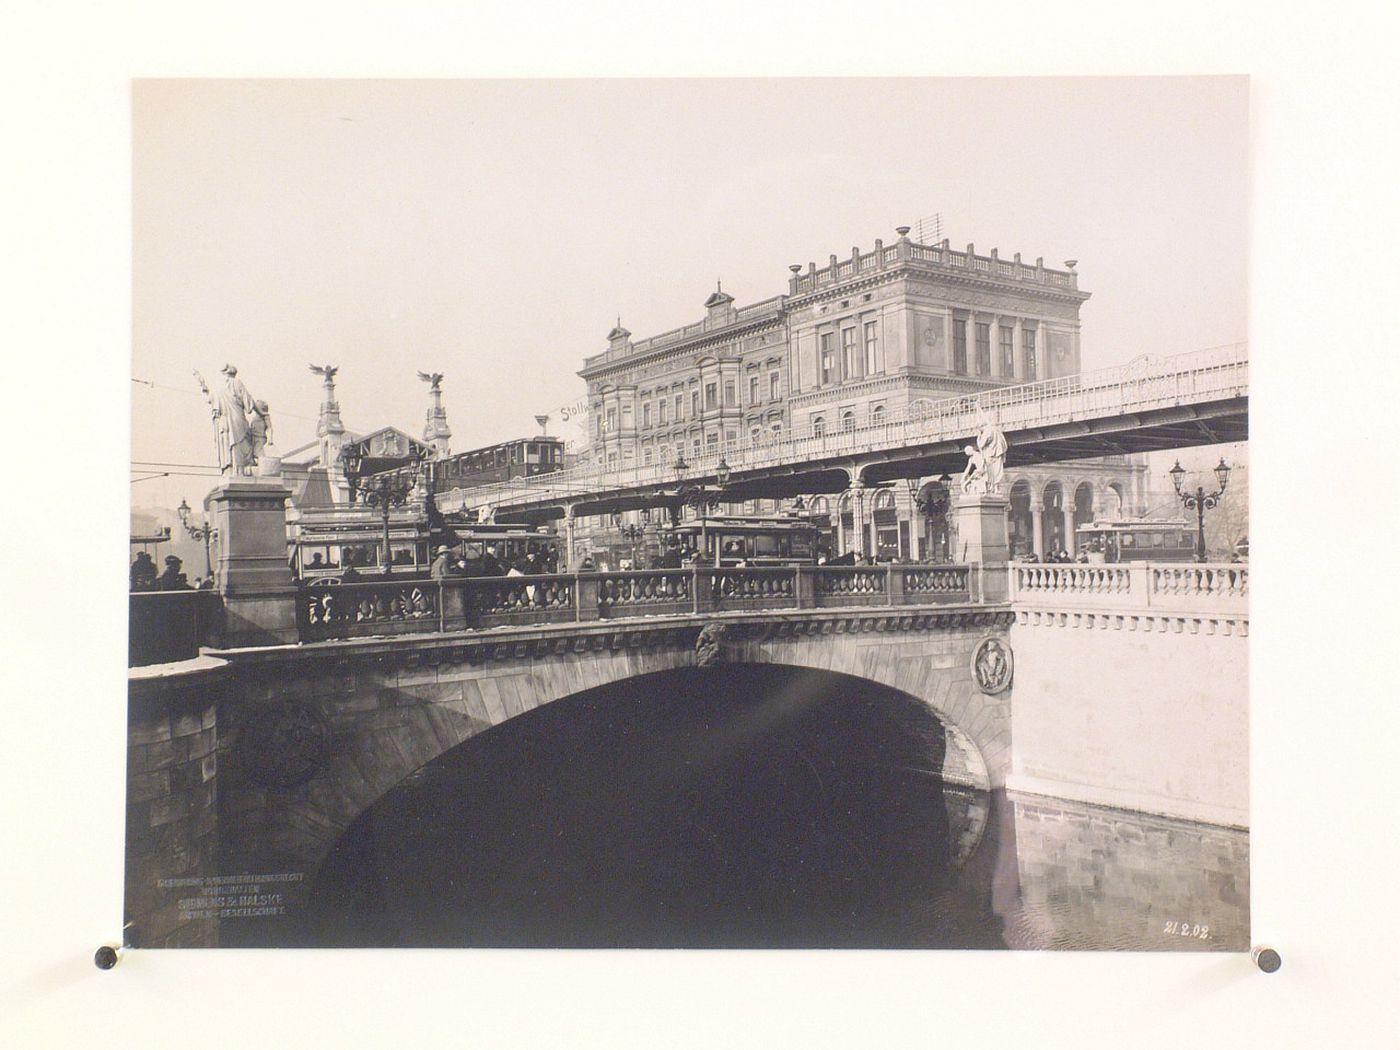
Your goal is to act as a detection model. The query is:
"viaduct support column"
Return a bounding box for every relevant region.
[1029,497,1045,558]
[563,504,577,570]
[1062,504,1077,558]
[849,480,867,558]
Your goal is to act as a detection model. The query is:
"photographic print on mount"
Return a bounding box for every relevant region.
[126,77,1249,950]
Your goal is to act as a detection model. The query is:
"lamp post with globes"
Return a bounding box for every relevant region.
[670,456,731,562]
[339,444,424,575]
[176,498,214,579]
[1168,457,1232,563]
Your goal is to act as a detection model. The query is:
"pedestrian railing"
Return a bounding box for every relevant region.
[295,563,979,642]
[1008,561,1248,615]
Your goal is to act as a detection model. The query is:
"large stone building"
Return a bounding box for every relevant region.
[577,228,1148,561]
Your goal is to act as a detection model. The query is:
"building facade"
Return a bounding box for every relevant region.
[576,228,1147,563]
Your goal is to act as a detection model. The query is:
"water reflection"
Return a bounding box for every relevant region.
[250,666,1246,951]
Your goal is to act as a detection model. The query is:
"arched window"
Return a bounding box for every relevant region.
[812,416,826,437]
[873,489,896,510]
[750,427,762,445]
[841,410,856,431]
[871,404,885,424]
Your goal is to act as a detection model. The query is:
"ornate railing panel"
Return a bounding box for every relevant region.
[597,570,693,613]
[301,580,441,640]
[813,566,888,606]
[902,565,971,600]
[469,573,575,626]
[710,567,796,605]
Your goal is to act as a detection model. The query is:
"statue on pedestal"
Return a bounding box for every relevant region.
[195,364,260,477]
[960,420,1009,495]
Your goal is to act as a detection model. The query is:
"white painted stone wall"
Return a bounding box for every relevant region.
[1007,616,1248,827]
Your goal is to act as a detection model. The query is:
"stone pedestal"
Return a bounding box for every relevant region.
[205,480,298,647]
[952,490,1010,565]
[953,491,1010,603]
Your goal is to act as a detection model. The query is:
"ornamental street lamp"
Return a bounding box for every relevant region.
[176,497,214,578]
[1169,457,1232,563]
[342,445,424,575]
[613,513,646,568]
[668,454,730,559]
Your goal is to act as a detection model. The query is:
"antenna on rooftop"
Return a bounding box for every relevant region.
[915,213,944,245]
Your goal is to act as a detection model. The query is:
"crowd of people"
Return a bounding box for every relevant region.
[429,541,562,580]
[130,552,215,591]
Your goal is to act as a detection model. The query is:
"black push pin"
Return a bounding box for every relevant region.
[94,944,121,971]
[1252,946,1281,973]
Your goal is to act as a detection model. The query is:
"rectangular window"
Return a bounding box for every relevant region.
[605,407,617,432]
[975,323,991,376]
[706,432,719,448]
[749,375,760,404]
[863,321,882,374]
[820,332,836,384]
[705,383,717,410]
[642,403,651,427]
[1023,328,1037,379]
[841,327,858,379]
[952,320,968,374]
[769,371,780,399]
[1000,326,1014,375]
[675,394,684,420]
[642,446,653,464]
[723,380,736,408]
[725,429,736,446]
[658,398,667,424]
[691,390,700,416]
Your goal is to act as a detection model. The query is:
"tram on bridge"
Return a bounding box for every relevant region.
[293,512,559,582]
[665,514,821,568]
[1073,520,1196,563]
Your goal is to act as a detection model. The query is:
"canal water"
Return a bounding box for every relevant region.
[256,666,1248,950]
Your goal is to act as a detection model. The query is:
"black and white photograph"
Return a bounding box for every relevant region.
[7,3,1400,1048]
[125,76,1250,951]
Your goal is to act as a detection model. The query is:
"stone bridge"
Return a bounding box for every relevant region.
[126,599,1015,947]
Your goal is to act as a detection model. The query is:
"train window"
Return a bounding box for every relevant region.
[1148,532,1164,547]
[1120,534,1136,547]
[301,544,340,569]
[754,535,780,556]
[342,543,379,567]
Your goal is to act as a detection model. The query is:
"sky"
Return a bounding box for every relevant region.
[131,76,1248,515]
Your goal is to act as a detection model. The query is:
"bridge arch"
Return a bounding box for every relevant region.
[217,619,1011,884]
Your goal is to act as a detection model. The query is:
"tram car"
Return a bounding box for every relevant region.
[663,515,820,567]
[1073,520,1198,563]
[427,436,565,489]
[293,506,559,582]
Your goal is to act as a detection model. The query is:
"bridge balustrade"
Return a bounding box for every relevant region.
[302,580,442,638]
[295,563,979,642]
[812,565,888,606]
[1008,561,1248,615]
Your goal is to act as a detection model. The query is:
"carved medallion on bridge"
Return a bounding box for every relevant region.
[970,636,1013,695]
[695,623,729,667]
[238,702,329,790]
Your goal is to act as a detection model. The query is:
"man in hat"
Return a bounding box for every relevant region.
[130,550,158,591]
[158,555,191,590]
[430,544,455,580]
[217,364,256,476]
